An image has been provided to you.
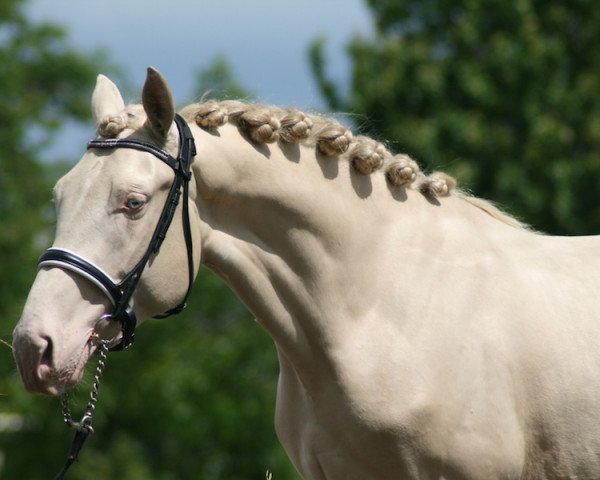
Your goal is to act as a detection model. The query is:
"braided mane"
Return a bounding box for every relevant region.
[178,100,456,198]
[98,100,525,228]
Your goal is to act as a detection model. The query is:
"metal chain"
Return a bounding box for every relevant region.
[54,339,110,479]
[60,339,109,434]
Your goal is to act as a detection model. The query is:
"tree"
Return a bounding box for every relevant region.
[0,0,106,322]
[194,56,253,101]
[0,0,112,476]
[0,5,296,476]
[311,0,600,235]
[2,272,293,480]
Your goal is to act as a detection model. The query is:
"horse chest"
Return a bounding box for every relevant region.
[273,343,528,480]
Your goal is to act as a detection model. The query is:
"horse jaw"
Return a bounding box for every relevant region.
[12,268,114,395]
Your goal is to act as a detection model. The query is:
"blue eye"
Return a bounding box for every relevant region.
[126,198,144,210]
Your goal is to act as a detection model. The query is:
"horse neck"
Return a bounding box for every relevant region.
[192,122,377,268]
[188,122,523,379]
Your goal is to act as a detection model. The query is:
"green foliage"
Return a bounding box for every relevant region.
[194,56,253,101]
[312,0,600,234]
[0,2,297,479]
[0,3,102,323]
[309,38,343,112]
[0,1,108,476]
[2,271,295,479]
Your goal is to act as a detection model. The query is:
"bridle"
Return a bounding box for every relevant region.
[48,114,197,479]
[39,114,196,351]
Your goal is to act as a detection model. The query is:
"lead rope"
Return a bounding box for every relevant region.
[54,339,109,480]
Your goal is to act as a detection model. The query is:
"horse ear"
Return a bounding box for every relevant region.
[142,66,175,139]
[91,74,125,125]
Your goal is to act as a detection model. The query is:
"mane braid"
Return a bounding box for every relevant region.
[179,100,456,196]
[96,99,523,229]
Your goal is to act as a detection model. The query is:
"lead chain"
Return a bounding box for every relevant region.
[60,339,109,433]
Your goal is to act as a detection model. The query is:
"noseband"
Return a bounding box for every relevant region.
[38,114,196,351]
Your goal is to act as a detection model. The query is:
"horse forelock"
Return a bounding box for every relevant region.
[95,104,179,153]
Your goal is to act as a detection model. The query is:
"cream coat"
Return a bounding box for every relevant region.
[13,68,600,479]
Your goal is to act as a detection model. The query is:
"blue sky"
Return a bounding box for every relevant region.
[26,0,374,159]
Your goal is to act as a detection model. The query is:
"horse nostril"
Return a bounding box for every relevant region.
[40,335,53,368]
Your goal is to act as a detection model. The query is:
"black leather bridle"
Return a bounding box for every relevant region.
[38,114,196,351]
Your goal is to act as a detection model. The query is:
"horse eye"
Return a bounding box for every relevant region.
[126,198,144,210]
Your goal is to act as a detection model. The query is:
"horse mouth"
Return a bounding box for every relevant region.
[41,338,97,396]
[70,341,97,385]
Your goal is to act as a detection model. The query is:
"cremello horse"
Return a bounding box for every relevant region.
[12,67,600,480]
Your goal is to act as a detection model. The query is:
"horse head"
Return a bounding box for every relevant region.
[12,67,201,395]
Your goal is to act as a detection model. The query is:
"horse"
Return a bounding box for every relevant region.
[12,66,600,479]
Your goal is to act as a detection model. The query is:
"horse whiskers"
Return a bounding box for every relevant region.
[0,338,14,351]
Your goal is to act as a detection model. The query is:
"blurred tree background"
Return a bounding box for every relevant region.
[0,0,295,479]
[312,0,600,234]
[3,0,600,478]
